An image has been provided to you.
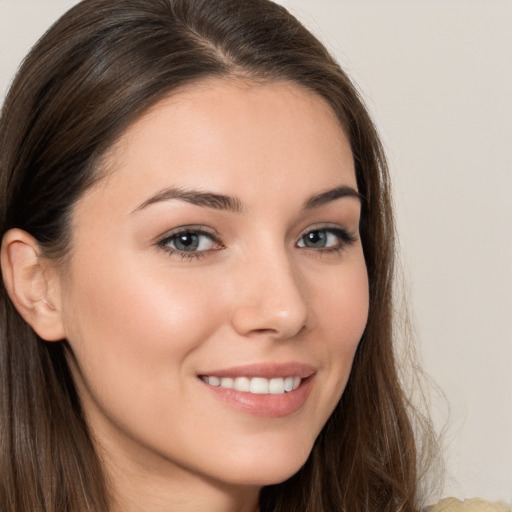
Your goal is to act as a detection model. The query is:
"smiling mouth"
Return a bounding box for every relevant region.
[200,376,302,395]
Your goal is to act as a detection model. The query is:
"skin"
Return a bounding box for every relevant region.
[4,80,369,511]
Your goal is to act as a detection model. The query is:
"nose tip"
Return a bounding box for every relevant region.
[231,303,307,340]
[230,262,309,340]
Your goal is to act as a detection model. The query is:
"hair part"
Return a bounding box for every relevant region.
[0,1,436,510]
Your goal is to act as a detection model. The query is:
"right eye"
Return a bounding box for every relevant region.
[158,227,222,259]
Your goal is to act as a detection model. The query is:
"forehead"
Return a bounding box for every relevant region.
[82,79,356,214]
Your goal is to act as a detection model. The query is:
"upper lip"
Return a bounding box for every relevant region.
[198,362,316,379]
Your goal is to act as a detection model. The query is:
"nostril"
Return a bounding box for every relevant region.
[230,304,308,340]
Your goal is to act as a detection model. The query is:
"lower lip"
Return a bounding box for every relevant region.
[200,376,314,418]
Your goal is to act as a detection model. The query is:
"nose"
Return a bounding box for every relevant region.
[229,251,309,340]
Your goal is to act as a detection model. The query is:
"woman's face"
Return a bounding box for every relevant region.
[57,80,368,493]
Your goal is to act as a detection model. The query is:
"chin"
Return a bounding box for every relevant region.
[210,442,313,488]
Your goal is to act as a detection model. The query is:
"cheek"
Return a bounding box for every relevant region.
[61,252,226,403]
[68,253,218,335]
[314,253,369,402]
[320,250,369,342]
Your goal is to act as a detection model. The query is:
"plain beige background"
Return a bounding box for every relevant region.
[1,0,511,504]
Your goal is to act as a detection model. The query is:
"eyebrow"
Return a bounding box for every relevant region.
[132,184,363,214]
[132,187,245,213]
[303,185,364,209]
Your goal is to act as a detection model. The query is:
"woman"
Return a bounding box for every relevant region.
[0,0,433,511]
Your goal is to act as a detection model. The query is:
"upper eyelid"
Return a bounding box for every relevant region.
[157,225,219,243]
[298,222,340,233]
[297,223,354,237]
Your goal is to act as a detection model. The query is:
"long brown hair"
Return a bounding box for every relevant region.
[0,0,433,510]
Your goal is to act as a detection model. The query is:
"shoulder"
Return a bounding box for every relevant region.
[426,498,511,512]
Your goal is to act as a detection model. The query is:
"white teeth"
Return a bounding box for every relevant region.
[250,377,269,394]
[208,376,220,386]
[269,378,284,394]
[284,376,294,392]
[234,376,250,392]
[220,377,234,389]
[202,375,302,394]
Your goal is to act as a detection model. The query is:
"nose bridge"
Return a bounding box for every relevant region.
[230,243,309,339]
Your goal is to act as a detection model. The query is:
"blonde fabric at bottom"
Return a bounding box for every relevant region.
[426,498,511,512]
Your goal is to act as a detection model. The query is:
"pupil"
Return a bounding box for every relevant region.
[175,233,199,251]
[306,230,326,248]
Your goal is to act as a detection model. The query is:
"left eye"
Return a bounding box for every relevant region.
[162,230,216,252]
[297,228,352,250]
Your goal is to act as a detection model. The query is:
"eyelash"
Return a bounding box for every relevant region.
[157,226,222,261]
[297,226,357,256]
[157,225,357,261]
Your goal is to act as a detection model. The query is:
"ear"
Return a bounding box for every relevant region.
[1,228,66,341]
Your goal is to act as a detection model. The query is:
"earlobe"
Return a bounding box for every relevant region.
[1,228,66,342]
